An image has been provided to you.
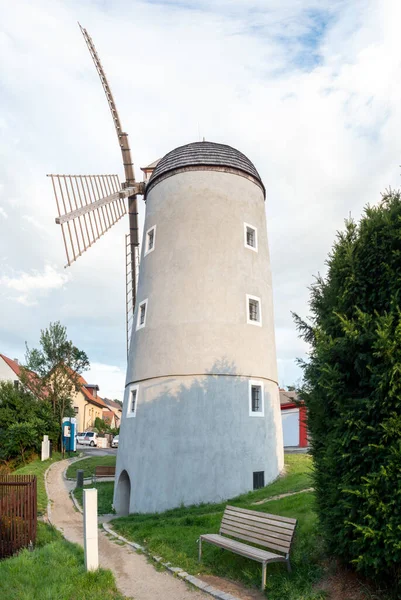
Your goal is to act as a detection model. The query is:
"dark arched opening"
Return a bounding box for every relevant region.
[115,470,131,516]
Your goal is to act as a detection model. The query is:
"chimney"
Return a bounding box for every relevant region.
[14,358,19,365]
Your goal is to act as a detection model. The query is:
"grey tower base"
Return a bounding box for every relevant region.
[114,374,283,514]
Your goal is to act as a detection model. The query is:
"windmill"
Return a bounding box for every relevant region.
[50,24,284,516]
[48,24,147,353]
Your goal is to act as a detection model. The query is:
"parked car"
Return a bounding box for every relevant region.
[76,431,87,444]
[111,435,119,448]
[79,432,98,447]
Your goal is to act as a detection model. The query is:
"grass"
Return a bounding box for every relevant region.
[14,453,65,516]
[111,455,325,599]
[66,455,116,480]
[0,521,125,600]
[74,482,115,515]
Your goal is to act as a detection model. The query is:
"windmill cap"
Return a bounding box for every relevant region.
[145,141,265,198]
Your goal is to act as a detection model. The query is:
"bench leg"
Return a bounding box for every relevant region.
[261,562,267,591]
[286,558,292,573]
[198,538,202,562]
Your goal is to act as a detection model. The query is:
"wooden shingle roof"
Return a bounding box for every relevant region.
[146,141,265,197]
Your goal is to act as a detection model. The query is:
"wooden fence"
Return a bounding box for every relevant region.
[0,474,37,559]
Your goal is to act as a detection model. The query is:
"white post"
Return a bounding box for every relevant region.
[41,435,50,461]
[83,488,99,571]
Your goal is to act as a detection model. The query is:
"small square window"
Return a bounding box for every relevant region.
[253,471,265,490]
[136,299,148,330]
[246,295,262,326]
[127,386,138,418]
[244,223,258,252]
[144,225,156,256]
[73,406,79,414]
[249,380,264,416]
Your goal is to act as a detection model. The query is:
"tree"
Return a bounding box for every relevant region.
[24,322,89,449]
[0,381,58,466]
[294,190,401,592]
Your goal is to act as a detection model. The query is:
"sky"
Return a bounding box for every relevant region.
[1,0,401,399]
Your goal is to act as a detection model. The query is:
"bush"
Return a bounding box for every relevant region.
[295,190,401,592]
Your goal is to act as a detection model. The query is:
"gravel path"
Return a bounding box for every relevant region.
[46,459,209,600]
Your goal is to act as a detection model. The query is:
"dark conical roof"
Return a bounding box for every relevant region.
[146,141,265,196]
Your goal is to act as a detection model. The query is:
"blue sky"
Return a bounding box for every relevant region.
[1,0,401,397]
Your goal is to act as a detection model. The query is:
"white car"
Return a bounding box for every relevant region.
[78,431,98,447]
[111,435,119,448]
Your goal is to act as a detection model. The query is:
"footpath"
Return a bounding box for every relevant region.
[46,459,209,600]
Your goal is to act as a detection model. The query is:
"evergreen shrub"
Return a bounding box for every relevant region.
[295,191,401,591]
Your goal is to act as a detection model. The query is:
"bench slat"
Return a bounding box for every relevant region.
[221,518,293,547]
[200,534,286,564]
[226,505,297,524]
[94,466,116,477]
[224,508,295,531]
[222,514,293,540]
[220,526,289,554]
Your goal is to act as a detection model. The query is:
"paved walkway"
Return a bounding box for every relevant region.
[46,459,208,600]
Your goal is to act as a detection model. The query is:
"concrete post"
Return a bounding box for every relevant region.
[76,469,84,489]
[41,435,50,461]
[83,488,98,571]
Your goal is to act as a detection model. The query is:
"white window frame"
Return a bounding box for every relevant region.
[244,222,258,252]
[136,298,148,330]
[249,380,265,417]
[246,294,262,326]
[126,385,139,418]
[144,225,156,256]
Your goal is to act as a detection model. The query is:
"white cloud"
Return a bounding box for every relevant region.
[0,265,70,306]
[1,0,401,392]
[0,207,7,219]
[84,362,125,401]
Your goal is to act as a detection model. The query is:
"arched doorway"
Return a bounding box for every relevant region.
[115,470,131,516]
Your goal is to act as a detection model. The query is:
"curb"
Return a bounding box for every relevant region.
[102,522,241,600]
[70,489,83,514]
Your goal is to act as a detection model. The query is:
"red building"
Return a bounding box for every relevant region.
[280,389,308,448]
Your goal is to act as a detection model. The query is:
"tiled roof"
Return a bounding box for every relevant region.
[279,389,302,406]
[146,141,265,196]
[103,398,123,410]
[0,353,43,394]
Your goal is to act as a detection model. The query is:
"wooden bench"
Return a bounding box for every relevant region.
[93,465,115,483]
[198,505,297,590]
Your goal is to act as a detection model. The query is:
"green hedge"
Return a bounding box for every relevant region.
[295,191,401,593]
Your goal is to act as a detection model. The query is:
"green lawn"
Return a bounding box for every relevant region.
[14,453,65,516]
[111,455,324,600]
[74,482,115,515]
[66,455,116,480]
[0,522,125,600]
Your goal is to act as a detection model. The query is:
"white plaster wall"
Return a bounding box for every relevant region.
[116,167,284,514]
[127,170,278,384]
[0,358,17,383]
[115,374,284,514]
[281,408,300,447]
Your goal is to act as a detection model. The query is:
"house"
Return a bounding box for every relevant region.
[280,389,308,449]
[102,397,122,428]
[102,410,118,429]
[70,374,108,432]
[0,353,42,394]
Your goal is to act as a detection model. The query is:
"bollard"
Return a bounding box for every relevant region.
[83,488,98,571]
[76,469,84,489]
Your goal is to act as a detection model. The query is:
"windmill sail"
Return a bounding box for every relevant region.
[49,173,143,267]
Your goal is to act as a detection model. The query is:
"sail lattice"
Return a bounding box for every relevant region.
[48,174,128,267]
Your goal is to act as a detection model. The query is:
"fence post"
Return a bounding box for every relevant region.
[83,488,98,571]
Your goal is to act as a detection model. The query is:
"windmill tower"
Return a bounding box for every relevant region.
[50,26,284,515]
